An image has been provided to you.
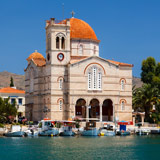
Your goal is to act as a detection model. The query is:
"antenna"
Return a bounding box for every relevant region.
[62,3,64,20]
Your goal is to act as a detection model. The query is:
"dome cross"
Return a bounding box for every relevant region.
[71,10,75,18]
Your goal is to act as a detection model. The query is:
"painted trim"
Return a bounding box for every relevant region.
[57,98,64,104]
[84,62,106,75]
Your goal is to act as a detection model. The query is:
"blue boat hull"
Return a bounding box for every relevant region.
[39,129,59,136]
[5,131,25,137]
[81,129,100,136]
[117,131,130,136]
[102,131,115,136]
[60,131,75,136]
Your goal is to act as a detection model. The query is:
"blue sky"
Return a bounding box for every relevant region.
[0,0,160,77]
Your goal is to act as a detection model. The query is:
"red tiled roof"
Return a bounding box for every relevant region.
[27,51,45,61]
[107,60,133,67]
[27,51,46,67]
[32,58,46,67]
[51,18,100,42]
[70,18,99,42]
[0,87,25,94]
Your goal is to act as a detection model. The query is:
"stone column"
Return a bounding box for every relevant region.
[86,106,89,122]
[59,37,62,49]
[100,104,102,122]
[132,116,135,126]
[141,115,144,126]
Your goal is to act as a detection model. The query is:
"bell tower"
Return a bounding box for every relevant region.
[45,18,70,65]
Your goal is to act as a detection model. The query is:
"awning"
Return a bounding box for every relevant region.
[118,121,133,125]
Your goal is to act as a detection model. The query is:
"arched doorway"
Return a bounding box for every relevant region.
[102,99,113,121]
[89,99,100,120]
[75,99,86,119]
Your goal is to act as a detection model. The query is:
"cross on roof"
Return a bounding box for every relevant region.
[71,10,75,18]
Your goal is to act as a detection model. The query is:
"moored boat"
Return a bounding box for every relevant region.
[99,123,115,136]
[100,129,115,136]
[81,121,100,136]
[116,130,130,136]
[59,121,75,136]
[4,125,25,137]
[136,129,150,135]
[116,121,133,136]
[24,127,39,137]
[81,128,100,136]
[38,120,59,136]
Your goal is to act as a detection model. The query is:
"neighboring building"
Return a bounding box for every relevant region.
[0,87,25,117]
[25,17,133,123]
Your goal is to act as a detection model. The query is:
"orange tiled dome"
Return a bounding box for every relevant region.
[27,51,45,61]
[70,18,99,42]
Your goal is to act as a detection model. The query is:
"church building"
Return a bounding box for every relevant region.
[25,17,133,123]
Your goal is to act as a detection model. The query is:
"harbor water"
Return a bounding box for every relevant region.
[1,135,160,160]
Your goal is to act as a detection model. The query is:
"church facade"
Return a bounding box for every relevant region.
[25,17,133,123]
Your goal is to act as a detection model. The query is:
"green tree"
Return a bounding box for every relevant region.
[141,57,160,88]
[133,83,160,122]
[141,57,156,84]
[10,76,14,87]
[0,97,17,123]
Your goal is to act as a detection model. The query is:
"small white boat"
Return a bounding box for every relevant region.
[136,129,150,135]
[81,122,100,136]
[59,121,76,136]
[24,128,39,137]
[100,129,115,136]
[5,125,25,137]
[100,124,115,136]
[81,128,100,136]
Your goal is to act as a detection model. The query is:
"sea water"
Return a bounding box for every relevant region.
[0,135,160,160]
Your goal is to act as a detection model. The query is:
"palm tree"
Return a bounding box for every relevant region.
[133,83,160,122]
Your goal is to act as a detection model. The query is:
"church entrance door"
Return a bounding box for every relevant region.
[102,99,113,121]
[75,99,86,120]
[89,99,100,120]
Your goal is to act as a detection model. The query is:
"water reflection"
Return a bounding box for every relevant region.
[1,136,160,160]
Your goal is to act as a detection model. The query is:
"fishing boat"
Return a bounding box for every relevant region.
[100,129,115,136]
[24,127,39,137]
[99,123,115,136]
[116,121,133,136]
[136,129,150,135]
[81,121,100,136]
[38,120,59,136]
[59,121,75,136]
[5,125,25,137]
[116,130,130,136]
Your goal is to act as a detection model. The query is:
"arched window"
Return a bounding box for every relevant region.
[56,37,60,49]
[29,68,34,93]
[93,67,97,89]
[48,34,51,50]
[87,66,102,90]
[88,72,92,90]
[61,37,65,49]
[121,100,125,111]
[97,72,102,89]
[59,100,63,111]
[59,78,63,89]
[79,44,83,55]
[48,77,50,89]
[120,79,125,90]
[94,46,96,55]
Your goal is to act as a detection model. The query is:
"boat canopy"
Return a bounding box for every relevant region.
[118,121,133,125]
